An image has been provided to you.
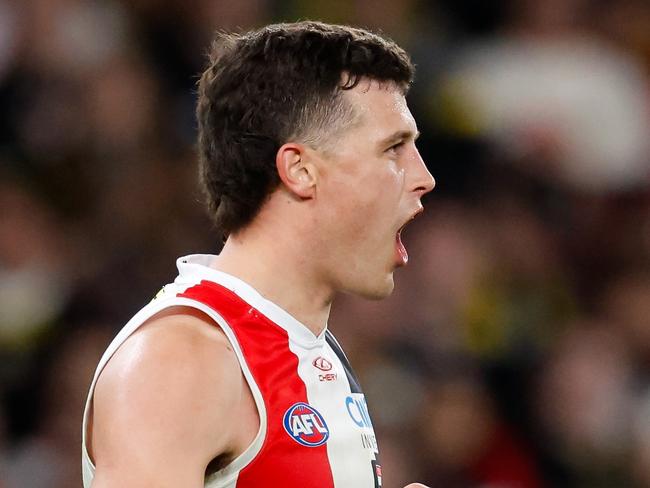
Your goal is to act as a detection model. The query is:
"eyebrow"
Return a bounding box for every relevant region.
[378,129,420,148]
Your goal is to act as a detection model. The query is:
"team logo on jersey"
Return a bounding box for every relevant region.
[312,356,333,371]
[283,402,330,447]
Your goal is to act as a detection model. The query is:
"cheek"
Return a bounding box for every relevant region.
[387,159,401,176]
[359,167,404,216]
[376,164,406,209]
[382,158,406,189]
[323,161,404,230]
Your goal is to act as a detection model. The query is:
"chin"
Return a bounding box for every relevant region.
[356,275,395,300]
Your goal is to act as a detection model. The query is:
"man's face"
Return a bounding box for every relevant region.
[312,80,435,299]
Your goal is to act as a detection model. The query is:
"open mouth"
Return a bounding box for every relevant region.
[395,208,423,265]
[396,230,408,264]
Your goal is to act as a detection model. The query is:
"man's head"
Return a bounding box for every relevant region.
[196,21,415,239]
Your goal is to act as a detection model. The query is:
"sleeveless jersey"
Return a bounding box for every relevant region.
[82,254,382,487]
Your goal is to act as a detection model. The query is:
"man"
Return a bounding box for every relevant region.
[82,21,435,487]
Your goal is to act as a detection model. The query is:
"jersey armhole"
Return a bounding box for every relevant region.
[81,297,268,488]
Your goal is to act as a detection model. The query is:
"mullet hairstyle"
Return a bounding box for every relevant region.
[196,21,415,238]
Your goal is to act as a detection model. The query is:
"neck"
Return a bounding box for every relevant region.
[210,219,333,337]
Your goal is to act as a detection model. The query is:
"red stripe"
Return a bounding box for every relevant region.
[178,281,335,488]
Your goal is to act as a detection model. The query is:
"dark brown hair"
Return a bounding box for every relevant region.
[196,21,415,238]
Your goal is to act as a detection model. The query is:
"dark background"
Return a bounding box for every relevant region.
[2,0,650,486]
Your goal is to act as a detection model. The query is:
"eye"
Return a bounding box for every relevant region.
[386,141,405,155]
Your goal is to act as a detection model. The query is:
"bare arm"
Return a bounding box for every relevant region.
[89,307,245,487]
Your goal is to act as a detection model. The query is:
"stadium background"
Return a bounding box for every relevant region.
[2,0,650,486]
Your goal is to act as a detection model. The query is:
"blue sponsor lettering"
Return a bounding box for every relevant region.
[345,394,373,429]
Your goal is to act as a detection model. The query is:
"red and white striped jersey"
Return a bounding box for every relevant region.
[82,254,382,488]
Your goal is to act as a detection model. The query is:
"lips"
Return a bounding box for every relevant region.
[396,231,408,265]
[399,207,423,233]
[395,207,423,266]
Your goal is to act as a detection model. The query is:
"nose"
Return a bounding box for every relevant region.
[410,148,435,195]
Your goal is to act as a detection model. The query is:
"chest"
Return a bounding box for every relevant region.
[233,332,381,488]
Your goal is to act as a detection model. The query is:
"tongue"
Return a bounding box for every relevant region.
[396,232,408,264]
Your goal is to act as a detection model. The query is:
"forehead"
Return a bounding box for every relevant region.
[341,79,416,134]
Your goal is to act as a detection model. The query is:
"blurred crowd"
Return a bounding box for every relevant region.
[2,0,650,486]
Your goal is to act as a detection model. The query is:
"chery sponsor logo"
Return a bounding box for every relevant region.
[283,402,330,447]
[313,356,337,382]
[312,356,332,371]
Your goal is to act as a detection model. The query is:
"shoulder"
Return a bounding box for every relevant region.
[91,306,243,478]
[97,306,242,406]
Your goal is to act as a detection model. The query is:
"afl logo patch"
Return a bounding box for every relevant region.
[312,356,333,371]
[283,402,330,447]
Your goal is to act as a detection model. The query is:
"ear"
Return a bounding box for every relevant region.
[275,143,316,199]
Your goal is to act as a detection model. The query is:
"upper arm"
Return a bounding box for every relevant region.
[90,307,243,487]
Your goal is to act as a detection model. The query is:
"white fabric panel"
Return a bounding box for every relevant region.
[287,339,376,487]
